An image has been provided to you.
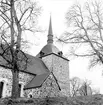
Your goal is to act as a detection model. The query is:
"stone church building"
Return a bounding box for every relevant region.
[0,17,70,98]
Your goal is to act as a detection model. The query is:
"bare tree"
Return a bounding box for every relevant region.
[0,0,41,98]
[70,77,82,97]
[59,0,103,68]
[70,78,99,97]
[79,80,92,96]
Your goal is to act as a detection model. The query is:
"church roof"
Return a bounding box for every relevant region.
[25,54,49,75]
[36,44,59,57]
[0,50,49,75]
[0,43,49,75]
[24,72,50,89]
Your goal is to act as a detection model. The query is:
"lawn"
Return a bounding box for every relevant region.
[0,94,103,105]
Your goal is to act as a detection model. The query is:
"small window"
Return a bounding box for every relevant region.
[29,94,32,98]
[40,51,45,57]
[0,82,4,98]
[18,84,21,97]
[58,51,63,56]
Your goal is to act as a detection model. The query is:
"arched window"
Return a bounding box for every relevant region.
[0,82,4,98]
[29,94,32,98]
[18,84,21,97]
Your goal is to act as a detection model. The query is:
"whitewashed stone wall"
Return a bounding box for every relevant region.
[24,73,60,98]
[42,54,70,96]
[0,67,34,97]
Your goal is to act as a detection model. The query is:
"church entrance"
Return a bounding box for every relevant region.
[0,82,4,98]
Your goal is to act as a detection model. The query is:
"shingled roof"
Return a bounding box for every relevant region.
[0,50,49,75]
[25,54,49,75]
[36,44,59,58]
[24,72,50,89]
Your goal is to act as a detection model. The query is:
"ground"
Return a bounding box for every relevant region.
[0,94,103,105]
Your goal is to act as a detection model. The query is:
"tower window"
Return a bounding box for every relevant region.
[40,51,45,57]
[58,51,63,56]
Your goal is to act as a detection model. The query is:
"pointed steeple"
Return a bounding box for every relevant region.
[47,15,53,44]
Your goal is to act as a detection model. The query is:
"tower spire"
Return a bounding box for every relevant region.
[47,15,53,44]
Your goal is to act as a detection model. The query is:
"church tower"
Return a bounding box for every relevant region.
[36,16,70,96]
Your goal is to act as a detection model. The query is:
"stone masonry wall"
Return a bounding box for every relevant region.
[52,55,70,96]
[24,73,60,98]
[0,67,34,98]
[42,55,53,71]
[42,54,70,96]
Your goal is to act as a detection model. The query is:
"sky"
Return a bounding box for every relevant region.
[25,0,103,94]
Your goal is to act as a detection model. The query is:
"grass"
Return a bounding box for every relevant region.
[0,94,103,105]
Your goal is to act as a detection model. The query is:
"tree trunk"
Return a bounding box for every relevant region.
[11,68,19,98]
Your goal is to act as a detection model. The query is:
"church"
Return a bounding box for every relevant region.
[0,17,70,98]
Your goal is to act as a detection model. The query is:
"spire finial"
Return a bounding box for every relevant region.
[47,14,53,44]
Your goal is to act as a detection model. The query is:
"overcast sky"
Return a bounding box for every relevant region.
[25,0,103,93]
